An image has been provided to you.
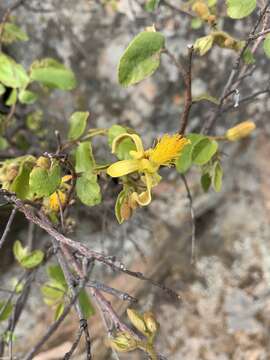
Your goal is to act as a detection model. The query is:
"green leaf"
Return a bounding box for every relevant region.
[192,93,219,105]
[47,265,66,286]
[76,173,101,206]
[18,89,38,104]
[54,302,65,320]
[68,111,89,141]
[201,173,212,192]
[5,88,17,106]
[194,35,214,56]
[0,136,8,150]
[0,302,13,322]
[191,18,203,30]
[75,141,95,173]
[13,240,28,263]
[0,53,29,88]
[213,161,223,192]
[118,31,165,86]
[78,290,95,318]
[29,161,61,197]
[263,34,270,58]
[20,250,44,269]
[10,159,34,199]
[0,23,28,44]
[192,138,218,165]
[226,0,256,19]
[108,125,136,160]
[145,0,160,11]
[176,134,204,173]
[0,83,5,96]
[30,58,77,90]
[207,0,217,6]
[41,281,66,305]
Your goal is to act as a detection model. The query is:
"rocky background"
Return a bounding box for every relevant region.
[0,0,270,359]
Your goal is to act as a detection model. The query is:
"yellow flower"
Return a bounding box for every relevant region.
[49,191,67,212]
[226,121,256,141]
[107,133,189,207]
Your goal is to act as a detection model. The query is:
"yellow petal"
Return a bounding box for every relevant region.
[107,159,140,178]
[130,173,153,206]
[112,133,144,155]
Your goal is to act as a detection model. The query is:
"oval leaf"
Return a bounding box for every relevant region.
[68,111,89,141]
[192,138,218,165]
[0,53,29,88]
[75,141,95,173]
[30,58,76,90]
[118,31,165,86]
[226,0,256,19]
[20,250,44,269]
[29,161,61,197]
[76,173,101,206]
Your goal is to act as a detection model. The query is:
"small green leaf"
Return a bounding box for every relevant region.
[10,159,34,199]
[201,173,212,192]
[75,141,95,173]
[5,88,17,106]
[226,0,256,19]
[13,240,28,263]
[263,34,270,58]
[68,111,89,141]
[18,89,38,104]
[207,0,217,6]
[118,31,165,86]
[0,302,13,322]
[76,173,101,206]
[30,58,76,90]
[192,138,218,165]
[0,136,8,150]
[213,161,223,192]
[193,93,219,105]
[47,265,66,286]
[194,35,214,56]
[0,83,5,95]
[0,23,28,44]
[0,53,29,88]
[145,0,160,11]
[54,302,65,320]
[78,290,95,318]
[176,134,204,173]
[191,18,203,30]
[41,281,66,305]
[20,250,44,269]
[108,125,136,160]
[29,161,61,197]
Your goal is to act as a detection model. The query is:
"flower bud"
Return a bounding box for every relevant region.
[36,156,50,169]
[226,121,256,141]
[109,332,137,352]
[127,308,148,335]
[143,312,159,335]
[192,1,210,20]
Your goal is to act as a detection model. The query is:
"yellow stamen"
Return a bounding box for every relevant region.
[148,134,190,165]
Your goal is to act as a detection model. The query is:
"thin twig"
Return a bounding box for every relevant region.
[181,175,196,264]
[0,208,17,250]
[179,46,194,134]
[22,278,87,360]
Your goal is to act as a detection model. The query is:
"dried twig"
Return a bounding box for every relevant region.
[0,208,17,251]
